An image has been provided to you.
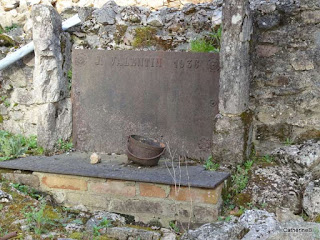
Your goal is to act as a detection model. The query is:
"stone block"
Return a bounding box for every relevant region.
[302,10,320,24]
[169,184,222,204]
[291,59,314,71]
[32,5,67,104]
[109,198,175,217]
[212,114,252,167]
[37,98,72,150]
[89,179,136,197]
[66,192,110,210]
[11,88,34,105]
[139,183,169,198]
[256,45,280,58]
[193,204,220,223]
[219,0,252,115]
[40,173,88,191]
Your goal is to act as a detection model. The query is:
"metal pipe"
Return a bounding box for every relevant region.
[0,14,81,71]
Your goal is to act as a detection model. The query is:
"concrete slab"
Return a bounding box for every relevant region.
[0,152,229,189]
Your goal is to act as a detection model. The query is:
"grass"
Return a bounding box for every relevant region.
[0,96,10,108]
[12,183,43,200]
[190,26,222,53]
[169,221,180,234]
[93,218,112,237]
[56,139,73,152]
[203,155,220,171]
[260,154,274,163]
[4,24,19,32]
[0,131,43,161]
[284,138,294,146]
[24,203,52,235]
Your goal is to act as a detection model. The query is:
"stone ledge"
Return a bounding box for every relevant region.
[0,152,230,227]
[0,152,230,189]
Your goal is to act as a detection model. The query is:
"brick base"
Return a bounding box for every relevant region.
[0,170,224,227]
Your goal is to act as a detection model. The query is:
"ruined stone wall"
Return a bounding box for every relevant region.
[1,0,320,157]
[0,1,222,145]
[249,0,320,155]
[0,0,214,28]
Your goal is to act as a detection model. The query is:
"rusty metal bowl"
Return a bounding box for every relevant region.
[126,135,166,166]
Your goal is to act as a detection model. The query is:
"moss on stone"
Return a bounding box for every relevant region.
[0,114,3,123]
[114,25,128,44]
[234,193,252,207]
[132,26,157,48]
[296,130,320,143]
[0,34,15,47]
[315,215,320,223]
[69,232,82,239]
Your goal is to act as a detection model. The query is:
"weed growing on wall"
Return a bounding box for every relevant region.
[190,26,222,53]
[92,218,112,237]
[203,155,220,171]
[0,131,43,161]
[23,202,58,236]
[12,183,43,200]
[56,139,73,152]
[4,24,19,33]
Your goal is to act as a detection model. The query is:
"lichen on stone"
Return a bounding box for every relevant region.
[114,25,128,44]
[0,34,15,47]
[132,26,157,48]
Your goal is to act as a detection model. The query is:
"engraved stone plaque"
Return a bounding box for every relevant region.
[72,50,220,160]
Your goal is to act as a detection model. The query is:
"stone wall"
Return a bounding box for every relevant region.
[0,169,223,227]
[1,0,320,158]
[0,0,214,28]
[249,0,320,155]
[0,1,222,149]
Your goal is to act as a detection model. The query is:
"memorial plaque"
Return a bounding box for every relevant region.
[72,50,219,160]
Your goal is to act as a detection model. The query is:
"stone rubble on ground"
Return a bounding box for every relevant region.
[241,140,319,215]
[85,210,126,231]
[303,180,320,219]
[0,189,13,202]
[160,228,176,240]
[106,227,162,240]
[272,140,320,175]
[182,209,320,240]
[65,222,85,232]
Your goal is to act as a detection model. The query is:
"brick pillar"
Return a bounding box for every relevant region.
[212,0,253,167]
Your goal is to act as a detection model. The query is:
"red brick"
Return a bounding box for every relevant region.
[139,183,168,198]
[41,175,88,191]
[169,184,223,204]
[89,179,136,197]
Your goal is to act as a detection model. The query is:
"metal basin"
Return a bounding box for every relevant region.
[126,135,166,166]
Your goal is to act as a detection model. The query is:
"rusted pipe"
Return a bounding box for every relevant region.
[0,231,17,240]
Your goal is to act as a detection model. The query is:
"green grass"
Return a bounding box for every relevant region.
[24,203,53,235]
[190,26,222,53]
[56,139,73,152]
[169,221,180,234]
[260,154,274,163]
[4,24,19,32]
[12,183,43,200]
[230,159,255,195]
[203,155,220,171]
[92,218,112,237]
[284,138,294,146]
[0,131,43,161]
